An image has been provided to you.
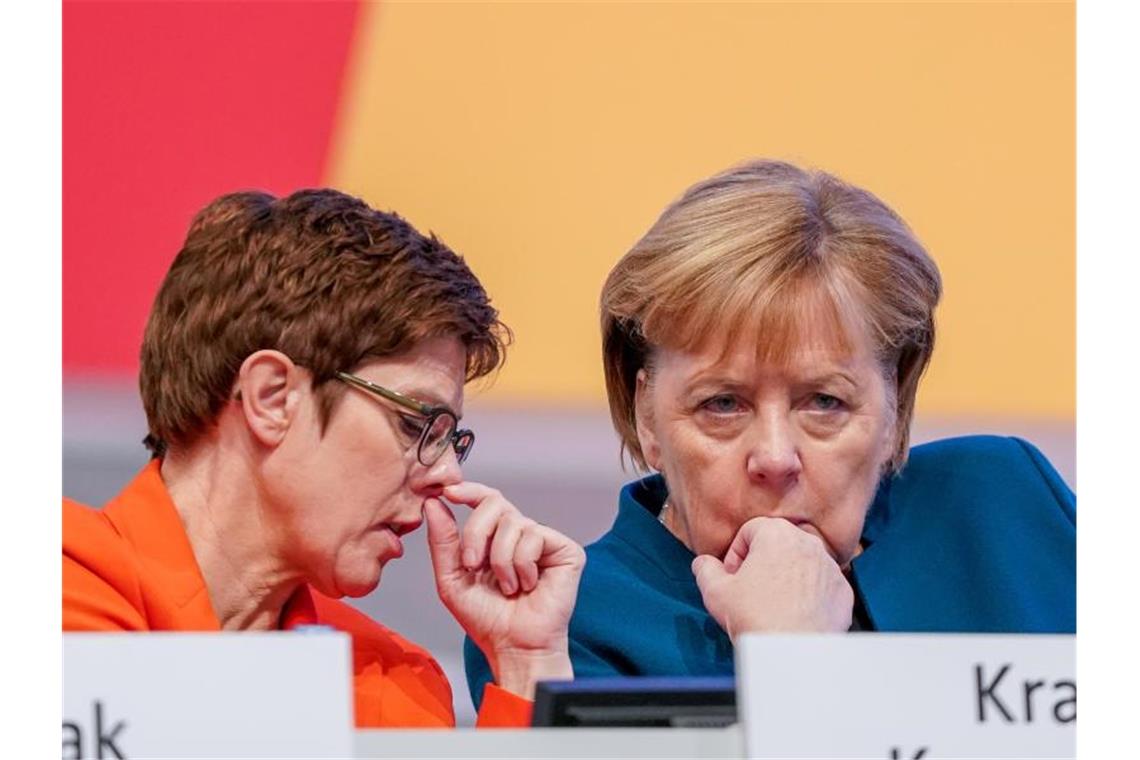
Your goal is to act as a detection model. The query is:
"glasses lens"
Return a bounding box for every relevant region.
[419,412,457,465]
[454,430,474,464]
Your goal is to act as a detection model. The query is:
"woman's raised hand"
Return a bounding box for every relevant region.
[424,482,586,700]
[692,516,853,638]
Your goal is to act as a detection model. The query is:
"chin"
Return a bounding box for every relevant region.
[328,560,387,599]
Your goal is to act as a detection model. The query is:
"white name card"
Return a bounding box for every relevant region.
[64,632,353,759]
[737,633,1075,759]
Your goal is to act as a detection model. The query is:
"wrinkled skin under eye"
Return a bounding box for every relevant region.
[796,393,855,439]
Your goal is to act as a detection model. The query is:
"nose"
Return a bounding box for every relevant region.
[745,409,802,491]
[411,445,464,496]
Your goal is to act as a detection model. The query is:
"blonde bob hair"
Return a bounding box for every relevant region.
[600,159,942,473]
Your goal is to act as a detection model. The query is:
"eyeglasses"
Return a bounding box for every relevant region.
[335,371,474,466]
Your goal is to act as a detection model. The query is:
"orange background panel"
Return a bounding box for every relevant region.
[63,2,1074,421]
[329,1,1074,418]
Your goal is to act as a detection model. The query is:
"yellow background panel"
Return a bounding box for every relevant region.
[328,1,1073,418]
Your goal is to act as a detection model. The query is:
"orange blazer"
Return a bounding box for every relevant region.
[63,460,530,729]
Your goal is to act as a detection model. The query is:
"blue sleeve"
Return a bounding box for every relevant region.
[1012,437,1075,526]
[463,635,495,711]
[568,635,629,678]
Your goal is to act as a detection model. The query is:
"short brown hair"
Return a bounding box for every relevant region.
[601,159,942,472]
[140,189,510,457]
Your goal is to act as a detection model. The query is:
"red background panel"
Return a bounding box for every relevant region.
[64,0,360,375]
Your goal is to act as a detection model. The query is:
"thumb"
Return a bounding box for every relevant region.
[691,554,727,593]
[424,498,462,582]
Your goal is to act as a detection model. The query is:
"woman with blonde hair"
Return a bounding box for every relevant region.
[465,159,1074,694]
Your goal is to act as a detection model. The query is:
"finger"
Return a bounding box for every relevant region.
[459,491,513,569]
[691,554,727,594]
[734,515,785,545]
[424,498,462,582]
[488,515,527,595]
[784,524,842,567]
[442,480,500,509]
[722,529,751,573]
[514,528,545,592]
[785,521,842,564]
[723,516,775,572]
[530,524,586,572]
[831,577,855,631]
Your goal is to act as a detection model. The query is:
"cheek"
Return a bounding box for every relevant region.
[307,466,407,554]
[805,420,889,553]
[660,428,748,554]
[661,424,725,490]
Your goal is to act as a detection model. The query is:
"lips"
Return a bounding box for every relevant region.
[375,526,404,558]
[390,519,423,537]
[367,511,423,563]
[366,524,401,558]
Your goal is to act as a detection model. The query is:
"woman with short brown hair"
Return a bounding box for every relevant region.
[65,188,585,727]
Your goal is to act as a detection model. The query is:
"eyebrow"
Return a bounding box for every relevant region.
[797,370,859,388]
[683,374,752,394]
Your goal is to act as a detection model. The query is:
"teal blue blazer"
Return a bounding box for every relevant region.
[465,435,1076,707]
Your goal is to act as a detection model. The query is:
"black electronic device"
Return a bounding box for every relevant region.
[530,676,736,728]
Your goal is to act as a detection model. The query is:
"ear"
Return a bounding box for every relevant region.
[634,368,662,471]
[234,350,306,448]
[879,423,901,476]
[882,365,903,467]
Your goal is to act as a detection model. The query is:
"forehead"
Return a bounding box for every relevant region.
[655,292,880,382]
[353,335,467,412]
[645,260,881,363]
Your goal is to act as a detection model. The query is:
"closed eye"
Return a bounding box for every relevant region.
[397,413,427,439]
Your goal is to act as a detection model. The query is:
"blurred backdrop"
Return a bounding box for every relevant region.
[64,1,1074,725]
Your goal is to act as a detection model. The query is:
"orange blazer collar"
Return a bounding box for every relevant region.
[103,460,324,632]
[102,459,222,630]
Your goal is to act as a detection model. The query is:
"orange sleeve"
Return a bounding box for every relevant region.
[63,499,147,631]
[474,683,533,728]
